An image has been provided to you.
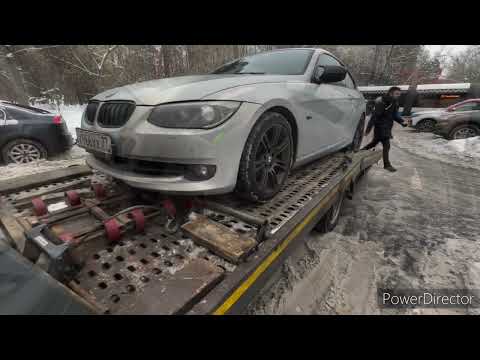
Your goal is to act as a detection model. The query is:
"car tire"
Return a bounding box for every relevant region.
[448,124,480,140]
[315,191,345,233]
[416,118,436,132]
[350,114,365,152]
[236,111,293,203]
[1,138,47,164]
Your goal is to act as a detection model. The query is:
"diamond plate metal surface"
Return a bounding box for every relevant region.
[207,153,347,235]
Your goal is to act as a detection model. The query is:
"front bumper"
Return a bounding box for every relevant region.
[43,124,74,155]
[83,102,263,195]
[87,155,230,195]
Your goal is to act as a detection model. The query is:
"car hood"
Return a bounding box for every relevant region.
[92,74,300,105]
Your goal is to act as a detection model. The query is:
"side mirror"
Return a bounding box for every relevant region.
[313,65,347,84]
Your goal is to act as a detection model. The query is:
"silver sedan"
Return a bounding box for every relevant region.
[77,48,366,202]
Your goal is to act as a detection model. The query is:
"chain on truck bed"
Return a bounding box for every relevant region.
[0,151,360,315]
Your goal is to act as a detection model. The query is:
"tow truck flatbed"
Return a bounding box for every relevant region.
[0,149,381,315]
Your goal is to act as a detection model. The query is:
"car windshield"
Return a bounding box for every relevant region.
[212,49,314,75]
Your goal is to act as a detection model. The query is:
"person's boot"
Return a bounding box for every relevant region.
[384,165,397,172]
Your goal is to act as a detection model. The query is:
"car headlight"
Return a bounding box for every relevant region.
[147,101,241,129]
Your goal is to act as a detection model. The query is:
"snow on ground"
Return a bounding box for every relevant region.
[59,104,85,138]
[0,145,87,182]
[0,157,85,182]
[392,127,480,170]
[249,135,480,315]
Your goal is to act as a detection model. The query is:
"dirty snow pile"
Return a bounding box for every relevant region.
[0,146,87,182]
[0,158,85,182]
[393,128,480,170]
[445,136,480,157]
[249,149,480,315]
[58,104,85,138]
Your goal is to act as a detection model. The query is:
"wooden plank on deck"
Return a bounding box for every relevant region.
[181,213,257,264]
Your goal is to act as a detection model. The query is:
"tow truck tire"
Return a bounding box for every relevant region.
[236,111,293,203]
[315,191,345,233]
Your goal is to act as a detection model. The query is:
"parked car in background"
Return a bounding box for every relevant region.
[0,101,73,164]
[434,104,480,140]
[78,48,366,202]
[409,99,480,132]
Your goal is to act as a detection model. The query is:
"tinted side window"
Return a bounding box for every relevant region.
[0,108,6,121]
[316,54,345,86]
[5,107,33,120]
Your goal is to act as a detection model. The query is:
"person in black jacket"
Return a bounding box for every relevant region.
[363,86,407,172]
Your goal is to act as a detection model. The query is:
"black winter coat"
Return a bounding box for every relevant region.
[366,95,405,139]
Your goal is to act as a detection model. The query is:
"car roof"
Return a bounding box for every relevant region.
[0,101,51,114]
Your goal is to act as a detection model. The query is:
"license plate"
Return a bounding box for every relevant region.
[76,128,112,155]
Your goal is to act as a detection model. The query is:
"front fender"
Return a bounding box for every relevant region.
[202,81,307,140]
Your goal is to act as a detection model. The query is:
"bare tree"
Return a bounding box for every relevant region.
[446,46,480,82]
[0,45,29,104]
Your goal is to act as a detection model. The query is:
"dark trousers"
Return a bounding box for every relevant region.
[362,137,391,167]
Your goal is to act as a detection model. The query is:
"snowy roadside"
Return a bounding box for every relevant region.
[0,146,87,182]
[249,137,480,315]
[392,127,480,170]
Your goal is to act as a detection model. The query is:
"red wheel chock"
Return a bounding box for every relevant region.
[130,208,145,233]
[92,183,106,199]
[185,199,194,210]
[58,232,75,243]
[104,218,121,243]
[65,190,81,206]
[31,197,47,216]
[163,199,176,218]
